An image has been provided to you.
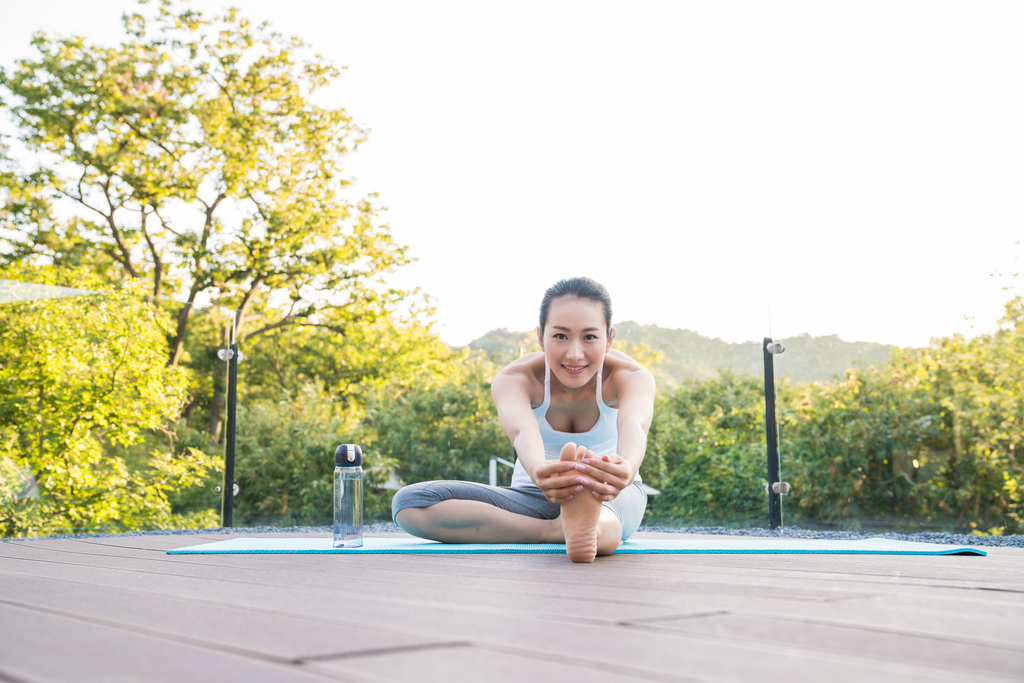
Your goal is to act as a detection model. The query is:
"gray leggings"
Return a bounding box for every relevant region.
[392,480,648,541]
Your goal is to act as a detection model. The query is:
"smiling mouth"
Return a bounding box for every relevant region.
[562,364,588,375]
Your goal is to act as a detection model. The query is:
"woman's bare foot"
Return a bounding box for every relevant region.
[558,442,603,563]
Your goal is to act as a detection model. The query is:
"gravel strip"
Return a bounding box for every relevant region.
[640,525,1024,548]
[5,523,1022,547]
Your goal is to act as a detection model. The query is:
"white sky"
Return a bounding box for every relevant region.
[2,1,1021,347]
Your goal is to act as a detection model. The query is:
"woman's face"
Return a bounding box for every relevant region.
[537,296,615,389]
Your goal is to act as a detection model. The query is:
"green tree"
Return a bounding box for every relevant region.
[220,319,462,525]
[0,0,413,418]
[643,371,772,524]
[785,297,1024,533]
[228,381,398,525]
[0,265,217,536]
[238,310,455,407]
[786,364,942,525]
[364,351,510,487]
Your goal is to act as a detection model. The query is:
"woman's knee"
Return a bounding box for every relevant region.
[596,507,624,555]
[393,505,429,534]
[392,482,439,521]
[390,484,416,514]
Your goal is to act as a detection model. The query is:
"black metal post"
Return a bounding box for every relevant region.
[221,341,239,528]
[763,337,782,529]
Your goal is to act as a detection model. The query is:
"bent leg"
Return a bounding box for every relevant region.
[396,499,563,544]
[392,480,561,544]
[397,497,619,550]
[390,475,631,558]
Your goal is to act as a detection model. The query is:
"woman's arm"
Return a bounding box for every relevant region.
[491,361,580,503]
[578,359,656,501]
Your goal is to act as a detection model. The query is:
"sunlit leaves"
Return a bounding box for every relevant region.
[645,298,1024,532]
[0,265,216,536]
[0,0,411,377]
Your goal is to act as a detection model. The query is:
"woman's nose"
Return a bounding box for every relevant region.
[567,342,584,359]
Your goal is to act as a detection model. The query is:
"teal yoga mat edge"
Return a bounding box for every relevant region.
[166,542,986,556]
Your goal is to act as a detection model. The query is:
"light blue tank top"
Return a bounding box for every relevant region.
[510,359,642,488]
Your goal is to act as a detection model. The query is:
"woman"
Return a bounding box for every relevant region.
[392,277,656,563]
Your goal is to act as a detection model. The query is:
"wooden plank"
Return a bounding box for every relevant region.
[0,543,873,620]
[305,643,692,683]
[0,541,936,609]
[622,612,1024,678]
[1,547,1018,647]
[0,573,439,661]
[619,550,1024,586]
[9,535,1020,596]
[4,544,1015,630]
[2,545,1017,640]
[2,535,1021,683]
[0,555,1001,682]
[0,602,347,683]
[720,596,1024,650]
[0,557,687,627]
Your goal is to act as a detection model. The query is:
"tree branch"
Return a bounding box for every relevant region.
[244,318,347,341]
[152,207,182,238]
[167,193,226,365]
[100,178,140,279]
[139,203,163,300]
[234,275,265,339]
[121,117,186,169]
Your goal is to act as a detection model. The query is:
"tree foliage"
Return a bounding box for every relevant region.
[0,266,217,536]
[363,351,509,487]
[238,312,455,407]
[228,381,398,525]
[788,297,1024,532]
[0,0,412,372]
[642,372,774,524]
[646,297,1024,533]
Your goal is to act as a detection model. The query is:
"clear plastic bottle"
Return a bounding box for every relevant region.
[333,444,364,548]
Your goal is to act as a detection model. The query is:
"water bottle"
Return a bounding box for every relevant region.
[334,444,364,548]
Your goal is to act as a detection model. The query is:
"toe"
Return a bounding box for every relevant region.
[559,442,578,462]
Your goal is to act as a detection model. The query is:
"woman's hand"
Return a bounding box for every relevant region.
[530,444,597,504]
[531,459,584,504]
[573,453,634,502]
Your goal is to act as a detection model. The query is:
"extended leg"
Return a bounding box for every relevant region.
[559,443,623,562]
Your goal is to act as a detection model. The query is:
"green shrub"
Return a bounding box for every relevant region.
[0,268,217,537]
[643,372,774,525]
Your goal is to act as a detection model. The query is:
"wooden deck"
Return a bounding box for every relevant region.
[0,531,1021,683]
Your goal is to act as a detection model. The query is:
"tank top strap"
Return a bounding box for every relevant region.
[541,359,551,409]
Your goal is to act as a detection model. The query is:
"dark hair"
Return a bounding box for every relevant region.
[539,277,613,336]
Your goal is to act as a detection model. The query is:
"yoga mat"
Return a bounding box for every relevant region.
[166,536,985,556]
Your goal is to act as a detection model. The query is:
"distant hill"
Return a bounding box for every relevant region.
[467,322,899,389]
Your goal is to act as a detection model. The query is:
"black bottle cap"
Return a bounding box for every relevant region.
[335,444,363,467]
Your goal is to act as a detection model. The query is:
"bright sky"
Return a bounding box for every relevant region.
[2,1,1021,347]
